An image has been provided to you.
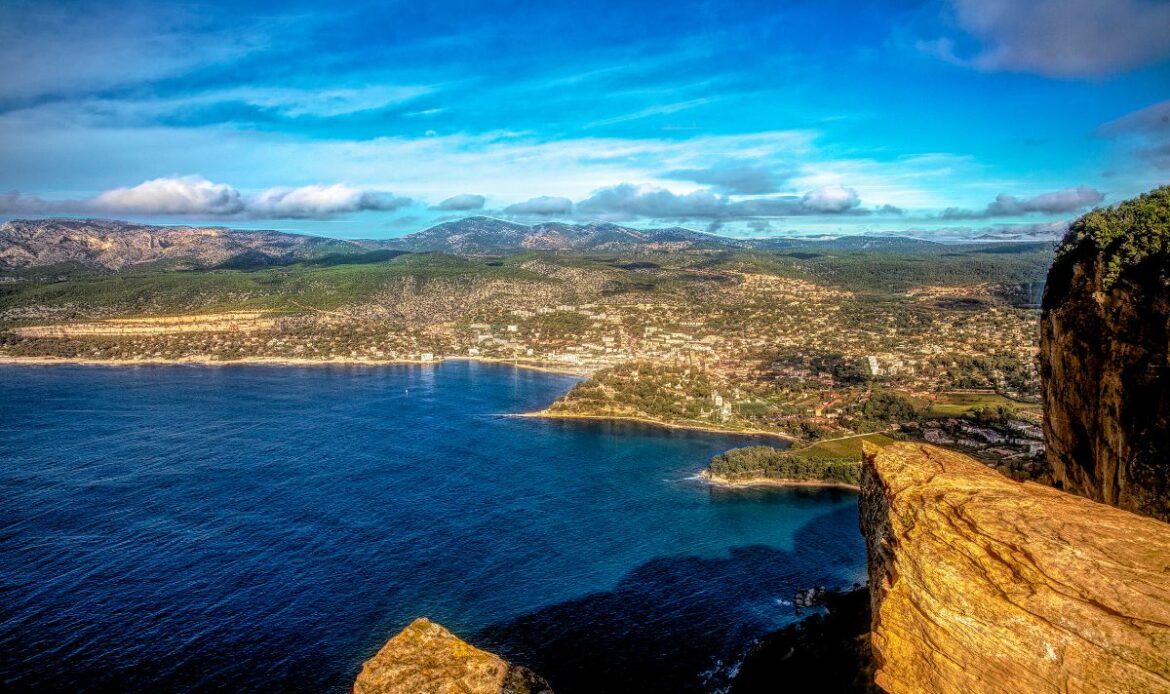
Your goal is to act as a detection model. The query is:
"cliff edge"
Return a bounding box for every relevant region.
[860,441,1170,694]
[1040,186,1170,521]
[353,618,552,694]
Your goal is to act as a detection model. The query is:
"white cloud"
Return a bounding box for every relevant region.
[0,112,1061,223]
[801,185,861,213]
[0,104,822,202]
[574,183,867,221]
[584,97,717,128]
[576,184,724,220]
[0,177,413,219]
[221,85,434,118]
[248,184,413,218]
[92,176,245,215]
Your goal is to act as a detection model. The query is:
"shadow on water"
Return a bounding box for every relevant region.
[474,503,862,694]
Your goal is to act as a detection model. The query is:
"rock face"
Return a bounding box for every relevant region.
[353,618,552,694]
[1040,186,1170,521]
[860,442,1170,694]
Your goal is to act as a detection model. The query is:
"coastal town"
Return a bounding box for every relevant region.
[1,248,1048,475]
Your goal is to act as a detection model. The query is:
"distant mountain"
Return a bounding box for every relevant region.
[0,216,1043,274]
[0,218,377,271]
[0,217,740,272]
[391,216,732,253]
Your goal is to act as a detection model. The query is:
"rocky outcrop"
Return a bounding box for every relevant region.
[860,441,1170,694]
[353,618,552,694]
[1040,186,1170,521]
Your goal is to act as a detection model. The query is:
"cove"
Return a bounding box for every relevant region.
[0,361,865,692]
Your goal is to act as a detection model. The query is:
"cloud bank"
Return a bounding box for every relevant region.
[574,183,867,221]
[0,177,413,219]
[941,186,1105,219]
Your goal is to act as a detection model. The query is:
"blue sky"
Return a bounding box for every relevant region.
[1,0,1168,238]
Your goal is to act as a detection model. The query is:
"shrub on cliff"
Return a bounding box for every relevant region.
[1052,185,1170,289]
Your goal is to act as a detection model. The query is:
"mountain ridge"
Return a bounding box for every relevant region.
[0,216,988,273]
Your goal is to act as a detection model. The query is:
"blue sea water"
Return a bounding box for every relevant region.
[0,361,865,693]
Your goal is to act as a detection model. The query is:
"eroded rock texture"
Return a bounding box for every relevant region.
[1040,186,1170,521]
[860,442,1170,694]
[353,618,553,694]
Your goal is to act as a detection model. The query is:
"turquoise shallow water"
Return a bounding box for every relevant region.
[0,361,865,692]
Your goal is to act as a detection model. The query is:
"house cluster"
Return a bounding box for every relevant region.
[922,419,1046,462]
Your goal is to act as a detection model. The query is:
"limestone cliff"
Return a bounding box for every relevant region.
[859,442,1170,694]
[1040,186,1170,521]
[353,618,552,694]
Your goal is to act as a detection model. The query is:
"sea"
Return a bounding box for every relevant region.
[0,361,866,693]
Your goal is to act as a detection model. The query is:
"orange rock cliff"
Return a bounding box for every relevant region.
[860,442,1170,694]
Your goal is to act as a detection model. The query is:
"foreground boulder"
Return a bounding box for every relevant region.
[860,442,1170,694]
[353,618,553,694]
[1040,186,1170,521]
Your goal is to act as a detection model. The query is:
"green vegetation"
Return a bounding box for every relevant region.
[943,355,1036,393]
[795,433,896,460]
[0,241,1056,322]
[713,245,1053,297]
[707,432,898,485]
[709,445,863,485]
[1055,185,1170,289]
[549,362,717,421]
[530,310,591,337]
[927,392,1041,417]
[964,405,1019,426]
[0,252,551,319]
[859,392,919,423]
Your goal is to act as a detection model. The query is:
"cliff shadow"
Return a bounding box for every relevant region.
[474,503,864,693]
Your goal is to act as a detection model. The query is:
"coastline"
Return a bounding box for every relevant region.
[441,356,590,377]
[697,469,861,491]
[0,354,794,440]
[518,410,797,441]
[0,354,591,377]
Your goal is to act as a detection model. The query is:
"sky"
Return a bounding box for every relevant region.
[0,0,1168,239]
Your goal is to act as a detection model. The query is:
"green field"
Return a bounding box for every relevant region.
[0,253,554,320]
[927,392,1042,417]
[793,432,897,460]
